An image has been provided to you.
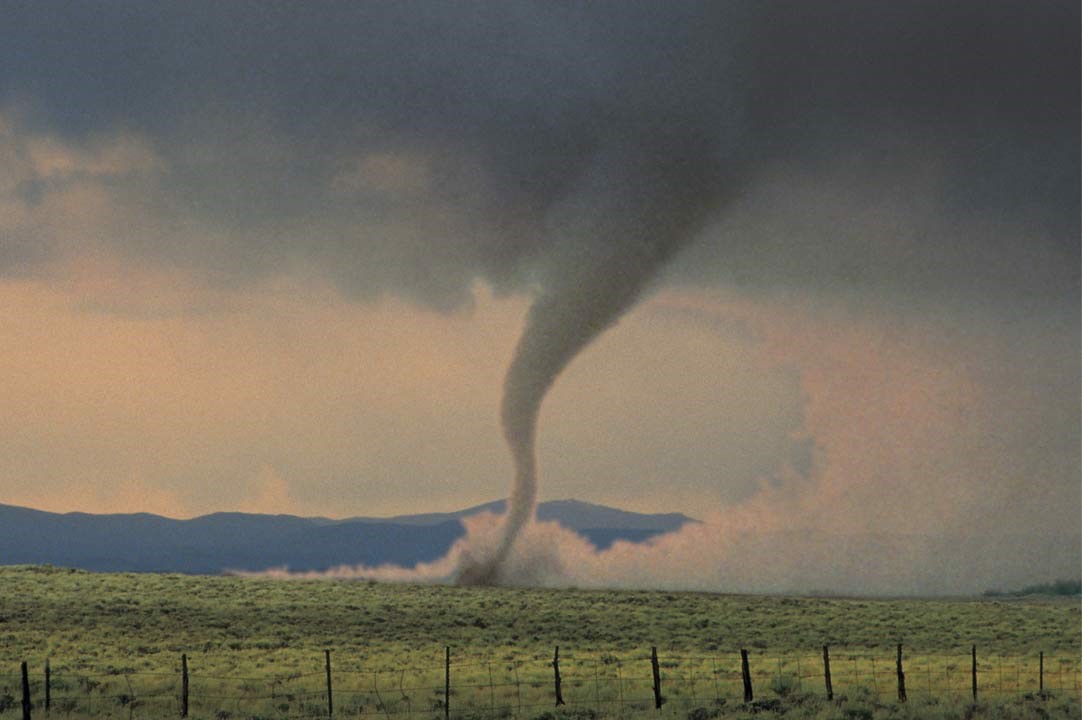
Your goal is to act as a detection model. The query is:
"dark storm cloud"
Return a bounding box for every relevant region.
[1,0,1078,307]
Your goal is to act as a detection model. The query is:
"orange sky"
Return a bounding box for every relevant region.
[2,261,1077,546]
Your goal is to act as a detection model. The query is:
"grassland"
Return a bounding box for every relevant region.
[0,565,1078,719]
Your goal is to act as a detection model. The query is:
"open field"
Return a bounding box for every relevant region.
[0,565,1078,719]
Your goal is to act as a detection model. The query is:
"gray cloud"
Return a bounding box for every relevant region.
[1,1,1076,310]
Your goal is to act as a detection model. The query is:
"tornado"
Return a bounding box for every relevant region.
[456,140,726,585]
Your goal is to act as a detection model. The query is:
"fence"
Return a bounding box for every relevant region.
[2,646,1079,719]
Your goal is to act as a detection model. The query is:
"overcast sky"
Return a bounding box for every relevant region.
[0,2,1078,551]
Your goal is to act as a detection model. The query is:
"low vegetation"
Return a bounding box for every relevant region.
[0,565,1078,719]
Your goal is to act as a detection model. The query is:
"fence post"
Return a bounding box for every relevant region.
[552,646,565,706]
[740,650,753,703]
[181,653,189,718]
[650,647,662,709]
[325,650,334,718]
[21,661,31,720]
[822,646,833,701]
[445,647,451,720]
[44,659,50,712]
[896,644,906,702]
[593,658,601,711]
[514,664,522,716]
[1039,651,1044,694]
[971,646,977,702]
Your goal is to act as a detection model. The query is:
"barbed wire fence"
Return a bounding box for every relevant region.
[2,645,1079,719]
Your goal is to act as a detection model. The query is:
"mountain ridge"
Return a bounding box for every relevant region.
[0,499,694,574]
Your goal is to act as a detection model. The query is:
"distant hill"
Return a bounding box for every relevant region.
[371,498,692,531]
[0,499,694,574]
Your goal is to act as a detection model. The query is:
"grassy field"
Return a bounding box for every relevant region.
[0,565,1078,719]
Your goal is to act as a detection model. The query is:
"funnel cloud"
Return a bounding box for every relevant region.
[457,143,727,583]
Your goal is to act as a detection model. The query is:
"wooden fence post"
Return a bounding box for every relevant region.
[971,646,978,702]
[325,650,334,718]
[822,646,833,701]
[514,664,522,716]
[650,647,662,709]
[1039,651,1044,694]
[740,650,753,703]
[445,647,451,720]
[552,646,565,706]
[181,653,189,718]
[896,644,906,702]
[44,659,50,712]
[592,658,600,710]
[21,661,31,720]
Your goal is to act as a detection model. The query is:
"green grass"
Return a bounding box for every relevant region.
[0,565,1078,719]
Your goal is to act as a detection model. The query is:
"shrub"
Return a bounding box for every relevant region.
[769,673,800,698]
[688,706,724,720]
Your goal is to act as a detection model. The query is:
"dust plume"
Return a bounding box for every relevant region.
[247,291,1079,595]
[249,508,1080,596]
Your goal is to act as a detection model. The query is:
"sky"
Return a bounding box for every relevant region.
[0,2,1079,576]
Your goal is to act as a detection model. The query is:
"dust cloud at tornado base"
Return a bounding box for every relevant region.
[255,510,1080,596]
[254,292,1079,596]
